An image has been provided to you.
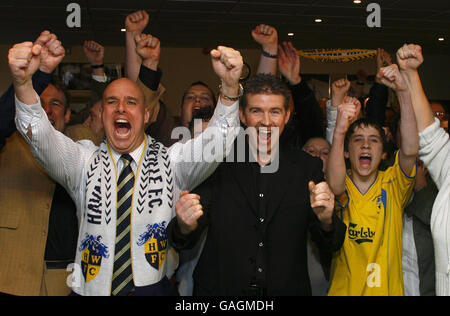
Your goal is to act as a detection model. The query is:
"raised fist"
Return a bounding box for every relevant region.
[175,191,204,235]
[335,96,361,134]
[83,40,104,66]
[377,64,408,92]
[309,181,335,226]
[397,44,424,72]
[251,24,278,52]
[134,33,161,70]
[332,78,351,107]
[34,30,65,74]
[376,48,392,69]
[278,41,301,85]
[210,46,243,97]
[125,10,149,33]
[8,42,42,87]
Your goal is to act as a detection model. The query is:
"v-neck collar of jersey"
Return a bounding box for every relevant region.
[347,170,379,196]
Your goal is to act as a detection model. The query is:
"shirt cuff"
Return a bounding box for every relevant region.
[326,100,337,114]
[326,100,337,125]
[92,74,108,83]
[214,99,239,127]
[14,91,44,134]
[138,65,162,91]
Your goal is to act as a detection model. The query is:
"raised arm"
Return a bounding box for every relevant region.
[10,44,52,108]
[326,97,361,196]
[83,40,105,77]
[278,41,301,86]
[134,33,164,124]
[396,44,434,132]
[326,79,351,143]
[252,24,278,75]
[135,33,160,72]
[1,31,65,149]
[83,40,109,106]
[125,10,149,81]
[210,47,243,106]
[170,46,242,191]
[377,64,418,175]
[396,44,448,187]
[331,79,351,108]
[365,48,392,124]
[0,31,58,148]
[11,32,93,196]
[278,41,325,145]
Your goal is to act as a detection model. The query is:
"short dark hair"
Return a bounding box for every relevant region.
[241,74,291,110]
[181,81,216,107]
[50,80,71,111]
[344,117,387,152]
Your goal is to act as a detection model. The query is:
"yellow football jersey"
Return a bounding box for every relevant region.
[328,152,416,296]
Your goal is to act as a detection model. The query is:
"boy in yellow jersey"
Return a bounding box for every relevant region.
[326,64,418,296]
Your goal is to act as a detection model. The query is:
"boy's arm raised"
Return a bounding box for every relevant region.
[326,97,360,196]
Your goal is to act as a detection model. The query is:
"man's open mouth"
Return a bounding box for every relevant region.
[114,119,131,136]
[258,128,272,143]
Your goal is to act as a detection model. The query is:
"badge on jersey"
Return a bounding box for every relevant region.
[79,234,110,283]
[137,222,168,271]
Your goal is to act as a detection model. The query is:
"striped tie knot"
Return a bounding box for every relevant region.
[120,154,133,167]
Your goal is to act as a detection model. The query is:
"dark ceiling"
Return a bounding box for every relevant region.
[1,0,449,53]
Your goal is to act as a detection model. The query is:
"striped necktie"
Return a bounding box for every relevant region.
[111,154,135,296]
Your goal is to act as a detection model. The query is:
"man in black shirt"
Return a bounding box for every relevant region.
[168,74,346,296]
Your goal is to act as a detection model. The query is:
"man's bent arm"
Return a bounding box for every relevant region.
[169,98,240,191]
[15,92,95,198]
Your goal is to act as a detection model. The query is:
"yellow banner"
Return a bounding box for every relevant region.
[298,49,377,63]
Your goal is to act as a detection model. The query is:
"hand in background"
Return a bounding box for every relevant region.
[278,41,301,85]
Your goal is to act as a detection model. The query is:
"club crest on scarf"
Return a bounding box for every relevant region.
[137,222,168,271]
[79,234,110,283]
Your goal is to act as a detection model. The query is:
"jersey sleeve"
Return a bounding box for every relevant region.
[385,150,416,208]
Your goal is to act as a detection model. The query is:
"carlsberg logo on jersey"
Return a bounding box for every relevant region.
[348,223,375,244]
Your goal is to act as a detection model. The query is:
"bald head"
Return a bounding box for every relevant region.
[103,78,145,104]
[101,77,150,154]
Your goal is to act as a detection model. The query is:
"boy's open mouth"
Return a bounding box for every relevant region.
[359,154,372,168]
